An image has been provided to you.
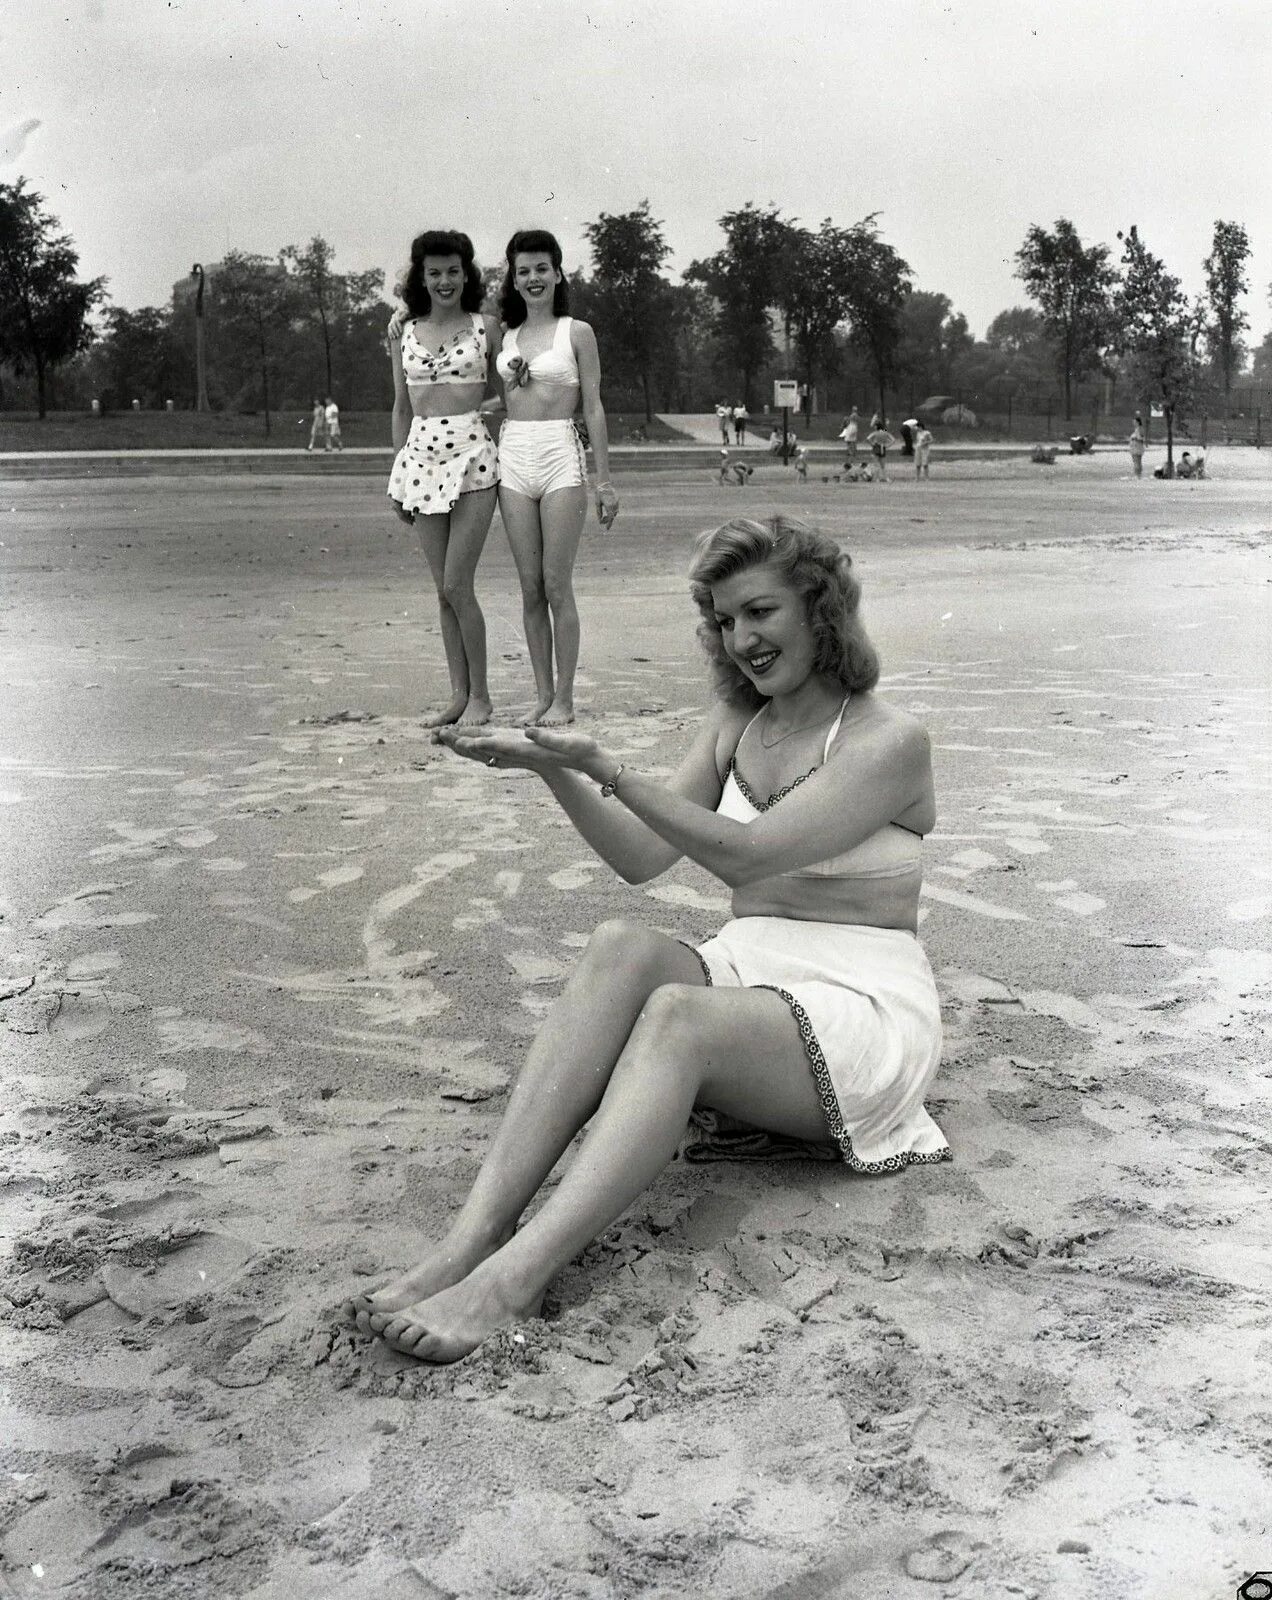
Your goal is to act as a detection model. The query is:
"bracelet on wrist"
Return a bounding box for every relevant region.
[599,762,625,798]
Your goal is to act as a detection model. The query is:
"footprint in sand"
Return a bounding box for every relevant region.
[155,1015,270,1054]
[1037,879,1106,916]
[174,827,218,849]
[289,862,365,903]
[454,895,502,932]
[506,952,571,986]
[65,951,124,979]
[33,884,157,932]
[548,862,597,892]
[98,1230,258,1317]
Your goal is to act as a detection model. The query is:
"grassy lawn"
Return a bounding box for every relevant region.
[0,409,689,452]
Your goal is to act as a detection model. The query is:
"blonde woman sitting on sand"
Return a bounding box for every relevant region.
[342,515,949,1363]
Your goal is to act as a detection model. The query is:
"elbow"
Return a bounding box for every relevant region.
[716,842,757,889]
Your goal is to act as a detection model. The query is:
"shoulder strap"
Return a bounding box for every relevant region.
[821,697,851,762]
[554,315,573,348]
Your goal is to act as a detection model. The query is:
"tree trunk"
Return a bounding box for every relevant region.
[1164,405,1175,475]
[259,326,271,436]
[641,368,652,423]
[35,354,47,419]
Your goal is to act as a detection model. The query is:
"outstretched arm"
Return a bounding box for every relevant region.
[533,706,931,887]
[437,708,735,884]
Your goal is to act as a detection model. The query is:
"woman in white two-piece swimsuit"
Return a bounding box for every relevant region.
[343,514,949,1365]
[494,229,619,727]
[386,229,502,729]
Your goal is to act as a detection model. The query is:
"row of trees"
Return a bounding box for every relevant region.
[3,175,1270,449]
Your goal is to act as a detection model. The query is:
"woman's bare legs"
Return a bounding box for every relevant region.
[499,484,587,725]
[536,485,587,725]
[415,487,496,728]
[499,488,554,723]
[367,983,830,1362]
[342,921,706,1329]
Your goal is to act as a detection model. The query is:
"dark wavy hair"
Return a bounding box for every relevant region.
[688,516,880,708]
[399,231,485,318]
[499,230,570,326]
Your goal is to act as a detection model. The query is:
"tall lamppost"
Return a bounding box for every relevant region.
[191,263,210,413]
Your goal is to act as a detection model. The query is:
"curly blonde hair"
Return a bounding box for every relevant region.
[688,516,880,708]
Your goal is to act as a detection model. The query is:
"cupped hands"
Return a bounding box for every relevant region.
[435,723,611,783]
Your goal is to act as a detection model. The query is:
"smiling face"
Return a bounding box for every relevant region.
[422,254,464,309]
[709,562,817,696]
[513,251,561,306]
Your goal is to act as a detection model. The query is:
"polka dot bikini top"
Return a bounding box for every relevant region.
[402,314,488,388]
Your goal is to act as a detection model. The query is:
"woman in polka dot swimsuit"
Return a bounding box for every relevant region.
[387,230,502,729]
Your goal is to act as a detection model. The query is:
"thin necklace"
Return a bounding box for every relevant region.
[758,698,846,749]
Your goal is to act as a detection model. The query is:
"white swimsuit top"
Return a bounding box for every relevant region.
[718,699,923,881]
[496,317,580,388]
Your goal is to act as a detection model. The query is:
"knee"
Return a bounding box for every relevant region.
[583,918,664,974]
[520,579,548,613]
[441,574,476,612]
[632,982,704,1046]
[543,572,575,613]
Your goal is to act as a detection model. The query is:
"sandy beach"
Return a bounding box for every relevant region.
[1,453,1269,1599]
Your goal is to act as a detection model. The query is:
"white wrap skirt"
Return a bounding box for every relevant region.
[387,412,498,516]
[686,917,950,1174]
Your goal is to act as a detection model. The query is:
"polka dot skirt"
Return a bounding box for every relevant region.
[387,411,499,516]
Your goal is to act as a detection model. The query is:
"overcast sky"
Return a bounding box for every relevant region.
[4,0,1271,344]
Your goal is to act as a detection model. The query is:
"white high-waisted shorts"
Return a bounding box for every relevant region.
[498,418,586,500]
[387,412,498,516]
[684,916,950,1174]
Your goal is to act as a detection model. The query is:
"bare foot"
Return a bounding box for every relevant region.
[340,1226,511,1335]
[368,1260,543,1365]
[521,696,554,728]
[534,698,575,728]
[421,697,468,730]
[456,696,492,727]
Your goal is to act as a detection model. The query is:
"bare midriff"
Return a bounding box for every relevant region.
[730,866,922,931]
[406,382,487,421]
[505,384,580,424]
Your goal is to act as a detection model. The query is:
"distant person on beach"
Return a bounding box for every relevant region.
[306,398,326,452]
[914,423,933,479]
[495,228,618,727]
[732,404,748,444]
[386,228,502,728]
[1128,416,1145,477]
[324,397,342,451]
[866,421,895,481]
[342,514,949,1363]
[717,403,732,444]
[838,408,859,466]
[792,442,808,480]
[718,449,754,486]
